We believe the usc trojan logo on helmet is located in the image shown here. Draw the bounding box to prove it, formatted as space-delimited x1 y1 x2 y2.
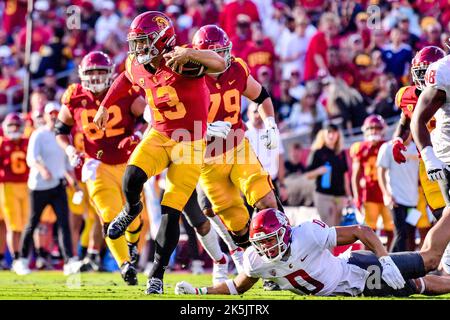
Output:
153 16 169 29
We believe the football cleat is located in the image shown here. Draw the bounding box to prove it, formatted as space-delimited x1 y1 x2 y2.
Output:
121 261 138 286
190 259 205 275
212 254 229 285
107 202 143 240
63 257 81 276
146 277 164 294
78 255 102 272
128 242 140 267
0 258 9 270
13 258 31 276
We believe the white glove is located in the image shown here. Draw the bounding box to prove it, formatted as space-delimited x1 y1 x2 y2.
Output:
175 281 207 295
261 116 278 150
207 121 232 139
379 256 405 290
421 146 450 181
65 145 82 168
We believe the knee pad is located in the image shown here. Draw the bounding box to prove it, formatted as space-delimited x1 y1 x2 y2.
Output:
122 165 148 204
230 226 250 249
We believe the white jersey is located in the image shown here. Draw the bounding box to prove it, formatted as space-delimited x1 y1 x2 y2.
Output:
425 55 450 163
243 221 370 296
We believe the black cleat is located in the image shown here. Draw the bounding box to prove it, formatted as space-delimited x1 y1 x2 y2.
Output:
145 277 164 294
79 255 101 272
121 262 138 286
108 202 143 240
262 280 281 291
128 242 140 267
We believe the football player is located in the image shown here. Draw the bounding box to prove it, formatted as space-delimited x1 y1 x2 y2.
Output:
350 115 394 248
411 39 450 275
176 208 450 297
186 24 282 285
92 12 226 294
55 51 146 284
392 46 446 218
0 113 29 271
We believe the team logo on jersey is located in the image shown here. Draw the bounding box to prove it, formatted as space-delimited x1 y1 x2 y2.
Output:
153 16 169 29
407 104 414 112
81 99 87 107
96 150 103 159
139 78 145 87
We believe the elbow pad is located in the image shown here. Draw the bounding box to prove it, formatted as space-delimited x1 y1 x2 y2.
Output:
252 86 270 105
54 119 73 135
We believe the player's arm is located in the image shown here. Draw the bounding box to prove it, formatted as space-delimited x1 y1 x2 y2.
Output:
350 159 362 206
163 46 226 74
175 272 259 295
335 225 389 258
244 75 278 149
55 104 82 168
393 112 411 142
117 95 148 154
94 72 134 130
411 86 448 181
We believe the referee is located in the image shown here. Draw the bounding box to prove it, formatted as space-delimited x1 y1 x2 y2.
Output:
14 102 78 275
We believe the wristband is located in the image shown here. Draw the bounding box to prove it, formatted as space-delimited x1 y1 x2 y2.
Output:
420 146 438 164
263 116 277 129
195 287 208 295
65 145 77 157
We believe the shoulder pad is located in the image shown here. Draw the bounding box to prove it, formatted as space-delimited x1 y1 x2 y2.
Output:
234 57 250 78
61 83 80 106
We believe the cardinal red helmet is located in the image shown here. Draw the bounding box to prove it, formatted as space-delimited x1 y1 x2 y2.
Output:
192 25 232 71
249 208 291 262
2 112 24 140
127 11 176 65
411 46 445 90
362 114 386 142
78 51 115 94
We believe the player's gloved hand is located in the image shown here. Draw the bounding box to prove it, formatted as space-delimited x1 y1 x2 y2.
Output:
93 105 109 130
65 145 83 168
261 116 278 150
379 256 405 290
421 146 450 181
392 137 407 164
206 121 232 139
175 281 207 295
118 133 142 154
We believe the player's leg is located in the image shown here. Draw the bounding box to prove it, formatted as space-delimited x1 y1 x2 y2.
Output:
107 129 171 239
66 184 85 257
85 163 139 283
379 204 394 250
146 139 204 294
415 275 450 295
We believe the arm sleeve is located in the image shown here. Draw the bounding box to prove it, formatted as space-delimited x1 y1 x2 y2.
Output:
100 72 134 108
26 132 40 167
376 142 390 169
309 220 337 250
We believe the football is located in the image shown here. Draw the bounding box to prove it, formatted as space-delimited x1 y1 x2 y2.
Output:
175 60 206 77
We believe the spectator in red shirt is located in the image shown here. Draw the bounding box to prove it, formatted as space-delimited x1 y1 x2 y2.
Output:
327 45 357 87
2 0 27 34
0 58 21 118
354 12 371 49
242 22 276 82
416 22 444 50
298 0 327 25
230 15 253 59
303 12 340 82
353 53 380 101
219 0 260 39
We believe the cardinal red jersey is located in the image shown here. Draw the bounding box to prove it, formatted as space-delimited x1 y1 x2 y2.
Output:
242 39 276 79
62 83 140 165
395 85 436 132
124 54 209 140
350 140 385 203
205 57 250 157
0 137 29 183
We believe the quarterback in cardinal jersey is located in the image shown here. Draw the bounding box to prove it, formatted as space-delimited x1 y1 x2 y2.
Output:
56 51 146 285
91 11 226 294
175 209 450 297
192 25 281 248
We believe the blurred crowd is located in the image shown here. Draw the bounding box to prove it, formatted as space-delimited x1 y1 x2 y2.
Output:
1 0 450 272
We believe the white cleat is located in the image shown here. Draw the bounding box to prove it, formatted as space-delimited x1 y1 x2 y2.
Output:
13 258 31 275
191 259 205 275
213 254 229 286
63 257 81 276
230 247 245 274
442 243 450 274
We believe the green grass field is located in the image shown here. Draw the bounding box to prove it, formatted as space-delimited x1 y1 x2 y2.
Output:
0 271 449 300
